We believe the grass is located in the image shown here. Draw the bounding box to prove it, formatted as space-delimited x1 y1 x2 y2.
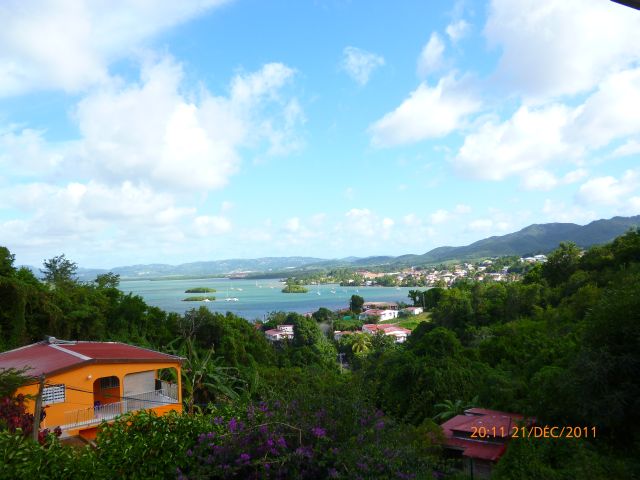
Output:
379 312 431 330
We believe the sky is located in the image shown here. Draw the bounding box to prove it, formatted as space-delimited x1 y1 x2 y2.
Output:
1 0 640 268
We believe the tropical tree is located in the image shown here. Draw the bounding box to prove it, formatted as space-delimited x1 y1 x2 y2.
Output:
433 396 479 422
167 337 245 413
349 294 364 314
351 333 372 355
0 247 16 277
41 254 78 286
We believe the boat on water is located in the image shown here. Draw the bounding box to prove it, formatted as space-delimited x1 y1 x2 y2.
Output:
203 298 211 302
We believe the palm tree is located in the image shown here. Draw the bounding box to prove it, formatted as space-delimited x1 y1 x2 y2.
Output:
433 396 479 422
167 338 245 414
351 333 372 355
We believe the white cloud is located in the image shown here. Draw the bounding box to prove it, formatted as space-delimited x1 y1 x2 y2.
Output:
577 170 640 210
468 219 493 232
541 199 596 223
369 74 481 147
7 58 300 193
485 0 640 100
455 104 574 180
430 209 450 225
567 68 640 149
446 20 470 43
417 33 445 77
562 169 588 184
522 170 558 191
403 213 422 227
454 204 471 214
341 46 385 86
194 215 232 236
285 217 301 233
454 65 640 186
0 58 304 263
0 127 65 178
0 0 231 95
1 180 193 243
612 139 640 158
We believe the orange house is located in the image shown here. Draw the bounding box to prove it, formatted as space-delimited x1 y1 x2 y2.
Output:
0 337 183 439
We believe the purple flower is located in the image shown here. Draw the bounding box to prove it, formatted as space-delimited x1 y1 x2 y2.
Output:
186 449 193 457
229 418 238 432
312 426 326 438
238 452 251 463
375 420 385 430
276 436 287 448
328 468 339 478
213 416 224 425
295 446 314 458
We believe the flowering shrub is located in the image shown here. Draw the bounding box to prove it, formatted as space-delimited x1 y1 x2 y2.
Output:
180 401 435 479
0 394 61 444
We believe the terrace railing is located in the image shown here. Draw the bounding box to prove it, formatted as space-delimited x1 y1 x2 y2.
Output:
61 381 179 430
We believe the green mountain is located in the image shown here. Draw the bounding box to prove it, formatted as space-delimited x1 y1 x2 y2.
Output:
409 215 640 264
37 215 639 280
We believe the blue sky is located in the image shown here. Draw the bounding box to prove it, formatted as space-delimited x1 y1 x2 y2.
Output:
1 0 640 268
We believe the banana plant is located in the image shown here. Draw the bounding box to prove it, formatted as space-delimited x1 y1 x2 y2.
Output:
167 337 245 414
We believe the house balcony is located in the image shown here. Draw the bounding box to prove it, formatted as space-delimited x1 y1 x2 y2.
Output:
61 380 179 430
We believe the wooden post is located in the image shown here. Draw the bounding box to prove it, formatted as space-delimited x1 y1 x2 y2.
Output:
32 375 45 441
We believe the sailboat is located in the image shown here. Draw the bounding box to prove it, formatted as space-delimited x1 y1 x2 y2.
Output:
224 286 239 302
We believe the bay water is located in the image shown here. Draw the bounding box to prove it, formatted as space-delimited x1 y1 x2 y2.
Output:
119 278 415 321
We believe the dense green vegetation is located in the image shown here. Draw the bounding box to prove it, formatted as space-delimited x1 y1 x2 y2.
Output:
281 279 309 293
184 288 216 293
181 296 216 302
1 230 640 478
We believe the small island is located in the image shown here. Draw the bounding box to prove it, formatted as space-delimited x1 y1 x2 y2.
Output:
281 284 308 293
185 287 216 293
182 296 216 302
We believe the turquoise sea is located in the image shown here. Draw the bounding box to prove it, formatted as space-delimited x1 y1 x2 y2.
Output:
118 278 415 321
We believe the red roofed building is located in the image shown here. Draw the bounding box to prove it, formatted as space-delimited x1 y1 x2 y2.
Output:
264 324 294 342
440 408 532 479
361 324 412 343
0 337 183 440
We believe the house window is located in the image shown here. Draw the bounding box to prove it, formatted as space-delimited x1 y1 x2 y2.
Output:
42 384 65 405
99 376 120 390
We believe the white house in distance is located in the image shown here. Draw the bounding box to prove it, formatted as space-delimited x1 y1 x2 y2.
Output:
358 309 399 322
363 301 398 311
264 324 294 342
401 306 423 316
362 324 411 343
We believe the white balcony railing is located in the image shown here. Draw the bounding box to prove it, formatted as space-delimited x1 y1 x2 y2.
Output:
61 381 179 430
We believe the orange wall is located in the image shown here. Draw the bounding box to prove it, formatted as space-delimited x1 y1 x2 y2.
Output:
17 361 181 430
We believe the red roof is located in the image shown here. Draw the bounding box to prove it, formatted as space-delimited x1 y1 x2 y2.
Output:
0 341 182 377
462 442 506 461
440 408 527 463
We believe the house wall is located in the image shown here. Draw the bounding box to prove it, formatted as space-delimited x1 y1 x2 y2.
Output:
16 361 182 430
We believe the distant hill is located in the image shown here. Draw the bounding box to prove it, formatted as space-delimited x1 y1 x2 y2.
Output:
68 257 326 281
409 215 640 264
28 215 640 280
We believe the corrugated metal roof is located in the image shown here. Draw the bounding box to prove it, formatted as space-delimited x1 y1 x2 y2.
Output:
0 343 80 377
0 341 181 377
440 408 526 463
63 342 180 361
